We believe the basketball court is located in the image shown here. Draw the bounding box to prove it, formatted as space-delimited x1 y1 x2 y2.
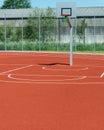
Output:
0 52 104 129
0 2 104 130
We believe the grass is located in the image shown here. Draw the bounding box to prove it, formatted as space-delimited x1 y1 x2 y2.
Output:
0 41 104 54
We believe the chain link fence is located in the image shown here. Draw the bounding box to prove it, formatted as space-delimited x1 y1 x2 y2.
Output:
0 9 104 52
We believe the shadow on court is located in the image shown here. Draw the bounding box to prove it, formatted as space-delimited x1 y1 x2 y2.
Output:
38 62 70 66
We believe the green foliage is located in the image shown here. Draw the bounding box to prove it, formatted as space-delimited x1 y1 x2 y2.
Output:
6 43 22 50
76 43 94 51
6 26 13 40
1 0 31 9
41 8 56 43
0 26 4 41
0 43 5 50
76 19 87 43
0 41 104 52
15 27 22 40
24 7 56 42
4 26 22 41
95 43 104 51
74 43 104 51
24 8 40 40
23 43 39 51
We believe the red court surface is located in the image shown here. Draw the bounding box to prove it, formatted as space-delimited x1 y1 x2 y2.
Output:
0 52 104 130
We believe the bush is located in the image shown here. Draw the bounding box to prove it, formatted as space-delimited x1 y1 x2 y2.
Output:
0 42 104 53
95 43 104 51
0 43 5 50
74 43 104 52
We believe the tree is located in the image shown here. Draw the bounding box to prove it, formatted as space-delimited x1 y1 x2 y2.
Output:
1 0 31 9
24 8 40 40
76 19 87 43
24 7 56 42
41 7 56 42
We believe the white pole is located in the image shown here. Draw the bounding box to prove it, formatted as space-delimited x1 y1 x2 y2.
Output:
70 27 73 66
56 18 59 51
67 16 73 66
39 15 41 51
4 13 7 51
22 13 24 51
93 16 96 51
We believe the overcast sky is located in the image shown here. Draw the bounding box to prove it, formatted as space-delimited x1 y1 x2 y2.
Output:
0 0 104 8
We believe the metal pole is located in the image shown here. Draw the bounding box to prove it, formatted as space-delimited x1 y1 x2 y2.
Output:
4 13 7 51
56 18 58 51
22 13 24 51
70 27 73 66
56 18 59 51
66 16 73 66
39 13 41 51
74 17 77 52
93 16 96 51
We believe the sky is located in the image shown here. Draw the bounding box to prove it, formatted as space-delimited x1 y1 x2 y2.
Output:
0 0 104 8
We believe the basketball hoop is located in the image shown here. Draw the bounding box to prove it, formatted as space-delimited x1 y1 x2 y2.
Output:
61 14 70 17
61 14 72 28
56 2 76 66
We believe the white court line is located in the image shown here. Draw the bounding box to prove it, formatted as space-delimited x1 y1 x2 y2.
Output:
42 67 88 71
0 79 104 84
8 74 87 82
0 64 31 66
0 63 103 84
100 72 104 78
0 65 33 75
0 52 67 58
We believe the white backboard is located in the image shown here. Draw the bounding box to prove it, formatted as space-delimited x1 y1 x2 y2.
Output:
56 2 76 18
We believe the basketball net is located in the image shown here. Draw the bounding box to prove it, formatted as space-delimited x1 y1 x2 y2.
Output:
61 14 72 28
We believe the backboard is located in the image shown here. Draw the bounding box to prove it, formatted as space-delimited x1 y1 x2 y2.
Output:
56 2 76 18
